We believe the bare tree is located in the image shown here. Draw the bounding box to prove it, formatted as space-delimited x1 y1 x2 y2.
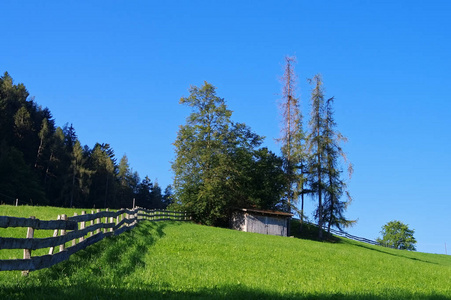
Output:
278 56 308 222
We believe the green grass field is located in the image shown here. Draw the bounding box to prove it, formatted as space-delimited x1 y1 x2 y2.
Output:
0 205 113 259
1 205 451 299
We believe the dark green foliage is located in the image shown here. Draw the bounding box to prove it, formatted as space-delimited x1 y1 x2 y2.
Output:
172 82 286 226
0 72 166 208
306 74 354 239
377 220 417 251
0 143 46 205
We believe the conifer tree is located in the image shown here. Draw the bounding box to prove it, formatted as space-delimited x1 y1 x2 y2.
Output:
307 74 354 239
307 74 327 239
322 97 355 233
278 56 308 220
68 140 92 207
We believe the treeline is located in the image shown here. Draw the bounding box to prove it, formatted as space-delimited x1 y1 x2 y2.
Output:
0 72 171 209
172 56 355 238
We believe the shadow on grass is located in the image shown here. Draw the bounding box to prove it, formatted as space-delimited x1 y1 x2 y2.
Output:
343 240 439 265
33 221 180 280
1 283 449 300
291 220 439 265
290 219 340 243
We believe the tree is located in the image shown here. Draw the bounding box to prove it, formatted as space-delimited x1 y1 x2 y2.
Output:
0 72 156 209
246 147 286 210
322 97 355 234
307 74 328 239
172 82 265 226
135 176 153 208
377 220 417 251
68 140 92 207
307 74 354 239
278 56 309 223
162 185 174 208
35 118 49 168
88 143 116 208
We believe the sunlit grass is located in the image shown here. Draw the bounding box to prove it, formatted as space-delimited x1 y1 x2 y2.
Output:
0 205 113 259
1 216 451 299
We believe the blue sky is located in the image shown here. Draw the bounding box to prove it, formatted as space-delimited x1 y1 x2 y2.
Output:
2 1 450 254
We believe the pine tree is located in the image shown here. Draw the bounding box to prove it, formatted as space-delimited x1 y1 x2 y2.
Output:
68 140 92 207
322 97 355 233
307 74 354 239
307 74 327 239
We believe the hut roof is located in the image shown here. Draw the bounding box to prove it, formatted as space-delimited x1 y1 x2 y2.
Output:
235 208 293 217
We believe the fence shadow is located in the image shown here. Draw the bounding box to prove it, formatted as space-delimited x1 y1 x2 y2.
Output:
344 240 439 265
37 221 171 280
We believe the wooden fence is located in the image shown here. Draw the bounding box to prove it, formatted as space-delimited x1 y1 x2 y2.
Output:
0 207 189 274
301 220 381 246
327 227 380 246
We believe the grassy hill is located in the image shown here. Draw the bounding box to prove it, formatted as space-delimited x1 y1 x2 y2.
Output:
1 206 451 299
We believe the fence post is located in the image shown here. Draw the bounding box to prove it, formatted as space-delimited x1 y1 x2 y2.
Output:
22 216 35 276
15 198 18 206
79 211 86 243
104 208 109 233
90 210 94 236
49 215 61 254
72 213 78 246
96 209 101 234
118 208 124 231
107 208 113 232
59 214 67 252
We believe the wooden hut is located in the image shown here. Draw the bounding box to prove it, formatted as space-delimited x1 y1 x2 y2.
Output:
231 208 293 237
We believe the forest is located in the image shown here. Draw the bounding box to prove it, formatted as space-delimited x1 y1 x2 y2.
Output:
0 72 171 209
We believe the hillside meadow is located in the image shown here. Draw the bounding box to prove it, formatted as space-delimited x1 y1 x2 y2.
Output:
0 205 451 299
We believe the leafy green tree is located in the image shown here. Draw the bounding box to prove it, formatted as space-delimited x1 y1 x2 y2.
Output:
245 147 286 210
172 82 265 226
377 220 417 251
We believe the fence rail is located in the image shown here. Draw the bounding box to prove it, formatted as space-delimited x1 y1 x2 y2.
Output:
327 227 380 246
300 220 380 246
0 207 189 273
